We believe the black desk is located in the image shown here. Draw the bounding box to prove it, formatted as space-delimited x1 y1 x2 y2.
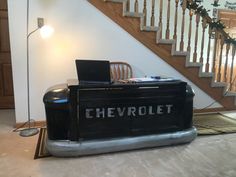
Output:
43 79 196 157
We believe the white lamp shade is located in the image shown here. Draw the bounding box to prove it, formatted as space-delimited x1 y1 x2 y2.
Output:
40 25 54 39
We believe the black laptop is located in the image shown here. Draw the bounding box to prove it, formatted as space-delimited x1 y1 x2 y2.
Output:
75 59 111 84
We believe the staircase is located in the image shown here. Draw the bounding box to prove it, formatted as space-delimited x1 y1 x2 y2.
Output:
88 0 236 110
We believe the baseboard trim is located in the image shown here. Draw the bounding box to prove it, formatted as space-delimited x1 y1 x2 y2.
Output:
15 120 46 128
193 107 230 114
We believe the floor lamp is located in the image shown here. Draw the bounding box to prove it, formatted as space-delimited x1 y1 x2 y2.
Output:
20 0 53 137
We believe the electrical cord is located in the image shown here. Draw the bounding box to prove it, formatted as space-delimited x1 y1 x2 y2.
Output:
12 119 37 132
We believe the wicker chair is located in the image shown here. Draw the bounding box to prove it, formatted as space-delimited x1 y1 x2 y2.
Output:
110 61 133 81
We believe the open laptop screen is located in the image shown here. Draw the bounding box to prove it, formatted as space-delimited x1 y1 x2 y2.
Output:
75 59 111 84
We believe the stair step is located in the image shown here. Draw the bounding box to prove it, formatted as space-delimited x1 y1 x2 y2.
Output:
199 72 214 78
124 12 143 18
158 39 175 45
225 91 236 96
141 26 158 32
186 62 202 67
211 82 228 88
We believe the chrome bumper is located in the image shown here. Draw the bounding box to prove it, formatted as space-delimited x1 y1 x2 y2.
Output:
46 127 197 157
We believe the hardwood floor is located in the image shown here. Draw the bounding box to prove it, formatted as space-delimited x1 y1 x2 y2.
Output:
0 109 15 133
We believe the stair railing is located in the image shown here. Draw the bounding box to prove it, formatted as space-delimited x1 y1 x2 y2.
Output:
120 0 236 91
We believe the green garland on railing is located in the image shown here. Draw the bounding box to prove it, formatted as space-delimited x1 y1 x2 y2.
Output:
186 1 209 17
209 20 226 30
186 0 236 45
225 38 234 44
211 1 220 7
225 38 236 46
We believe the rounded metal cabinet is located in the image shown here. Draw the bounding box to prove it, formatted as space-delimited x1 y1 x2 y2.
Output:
43 84 70 140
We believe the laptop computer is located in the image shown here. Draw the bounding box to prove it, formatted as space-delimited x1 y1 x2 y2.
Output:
75 59 111 85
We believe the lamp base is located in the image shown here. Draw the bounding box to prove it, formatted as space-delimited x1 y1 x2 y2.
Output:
19 128 39 137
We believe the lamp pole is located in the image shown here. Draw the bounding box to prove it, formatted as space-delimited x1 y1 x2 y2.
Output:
19 0 41 137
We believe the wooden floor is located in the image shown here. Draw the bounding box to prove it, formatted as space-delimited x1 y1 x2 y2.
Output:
0 110 236 177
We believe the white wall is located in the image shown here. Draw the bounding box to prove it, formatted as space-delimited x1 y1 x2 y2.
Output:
202 0 229 16
8 0 221 123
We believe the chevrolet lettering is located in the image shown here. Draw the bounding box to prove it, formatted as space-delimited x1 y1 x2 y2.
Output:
85 105 173 119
